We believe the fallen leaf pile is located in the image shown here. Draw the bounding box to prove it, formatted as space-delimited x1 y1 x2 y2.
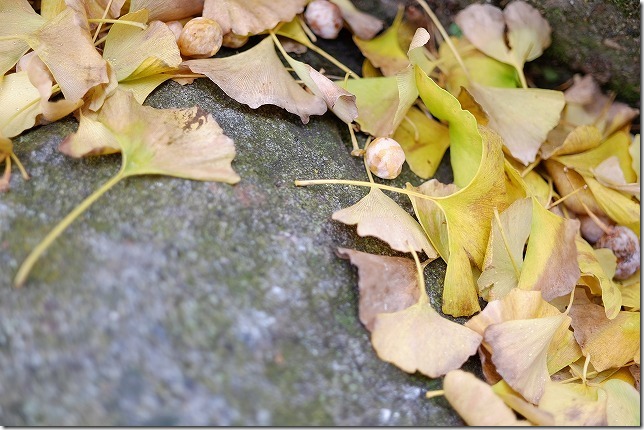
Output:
2 0 639 425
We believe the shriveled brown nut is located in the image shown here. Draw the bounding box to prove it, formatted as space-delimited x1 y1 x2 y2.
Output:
305 0 343 40
594 226 640 280
365 137 406 180
178 17 223 58
222 32 249 49
166 21 183 42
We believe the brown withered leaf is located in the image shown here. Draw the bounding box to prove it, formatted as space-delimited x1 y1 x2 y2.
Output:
569 303 640 372
203 0 307 36
184 37 327 124
337 248 419 331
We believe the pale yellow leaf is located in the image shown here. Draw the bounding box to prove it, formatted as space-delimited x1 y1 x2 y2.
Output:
203 0 307 36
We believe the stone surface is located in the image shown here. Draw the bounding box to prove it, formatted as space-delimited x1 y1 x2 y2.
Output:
0 78 470 425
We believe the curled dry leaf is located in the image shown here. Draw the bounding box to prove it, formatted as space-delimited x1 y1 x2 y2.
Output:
576 236 622 319
569 303 640 372
332 187 437 258
592 156 640 197
542 159 605 216
541 124 602 160
486 313 572 404
353 8 409 76
336 248 419 331
468 83 565 165
538 381 608 425
203 0 307 36
442 370 527 426
129 0 205 21
330 0 383 39
184 37 327 124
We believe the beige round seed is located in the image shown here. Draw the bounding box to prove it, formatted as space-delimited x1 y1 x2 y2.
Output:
178 17 223 58
304 0 344 40
594 226 640 280
222 32 249 49
365 137 406 180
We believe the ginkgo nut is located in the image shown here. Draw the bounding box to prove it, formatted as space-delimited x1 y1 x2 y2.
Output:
365 137 406 180
222 32 249 49
178 17 223 58
305 0 344 40
594 226 640 280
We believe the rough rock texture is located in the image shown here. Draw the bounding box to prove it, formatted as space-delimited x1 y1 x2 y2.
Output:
377 0 640 106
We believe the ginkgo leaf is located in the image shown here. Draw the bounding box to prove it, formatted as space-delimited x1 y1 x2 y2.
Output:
15 89 240 287
0 72 44 138
569 303 640 372
129 0 204 21
538 381 608 425
103 10 182 82
602 379 641 426
0 0 45 76
392 107 450 179
540 124 603 160
58 110 120 157
438 36 518 95
554 131 637 182
27 7 109 102
442 370 527 426
330 0 383 40
279 45 357 124
203 0 307 36
466 289 582 376
543 159 606 217
617 272 640 311
340 70 415 137
630 134 640 183
371 301 482 377
486 314 571 403
337 248 419 331
576 235 622 319
468 83 565 165
353 8 409 76
414 65 482 187
478 198 532 301
455 1 551 86
517 197 580 301
332 187 437 258
184 37 327 124
505 157 549 206
585 176 640 235
411 126 509 316
592 156 640 197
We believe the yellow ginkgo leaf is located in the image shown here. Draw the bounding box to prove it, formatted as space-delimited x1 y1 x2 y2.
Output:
203 0 307 36
443 370 527 426
411 126 509 316
592 156 640 197
330 0 383 40
576 236 622 319
466 289 582 375
540 124 602 160
185 37 327 124
58 110 120 157
393 107 450 179
414 65 482 187
616 271 640 311
538 381 608 425
478 198 532 301
630 134 640 183
103 10 182 82
468 83 565 165
517 197 580 302
372 301 482 377
602 379 641 426
0 72 44 138
486 314 571 403
585 176 640 235
569 303 640 372
332 187 438 258
491 380 556 425
353 8 409 76
337 248 419 331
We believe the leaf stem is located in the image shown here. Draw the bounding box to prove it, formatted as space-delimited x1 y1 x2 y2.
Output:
425 389 445 399
415 0 471 81
304 42 360 79
92 0 115 42
294 178 438 202
410 245 429 304
10 152 29 180
14 169 126 288
546 185 587 209
87 18 147 30
349 123 362 156
494 207 521 279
